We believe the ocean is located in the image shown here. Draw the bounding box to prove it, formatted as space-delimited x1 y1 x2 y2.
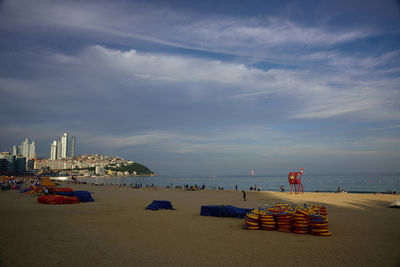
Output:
76 172 400 193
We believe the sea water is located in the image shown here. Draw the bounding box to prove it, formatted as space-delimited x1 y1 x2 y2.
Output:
77 172 400 193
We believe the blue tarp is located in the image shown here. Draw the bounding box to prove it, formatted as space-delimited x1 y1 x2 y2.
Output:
56 191 94 202
200 205 251 218
146 200 174 210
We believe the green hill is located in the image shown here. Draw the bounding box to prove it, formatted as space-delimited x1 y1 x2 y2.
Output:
105 162 154 175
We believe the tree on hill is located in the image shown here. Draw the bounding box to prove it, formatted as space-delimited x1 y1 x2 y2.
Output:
105 162 154 175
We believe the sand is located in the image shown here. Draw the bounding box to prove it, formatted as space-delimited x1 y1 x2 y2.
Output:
1 183 399 267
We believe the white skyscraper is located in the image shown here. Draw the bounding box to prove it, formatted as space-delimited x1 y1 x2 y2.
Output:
57 140 62 159
61 133 68 159
29 141 36 159
50 140 57 160
22 138 30 158
50 133 76 160
13 139 36 159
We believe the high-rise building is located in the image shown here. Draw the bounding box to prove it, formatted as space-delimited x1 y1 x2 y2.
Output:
13 139 36 159
29 141 36 159
67 135 75 158
50 140 57 160
57 140 62 159
61 133 68 159
50 133 76 160
22 138 29 158
0 152 25 176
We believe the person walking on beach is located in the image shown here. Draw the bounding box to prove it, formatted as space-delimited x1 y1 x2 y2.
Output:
242 190 246 201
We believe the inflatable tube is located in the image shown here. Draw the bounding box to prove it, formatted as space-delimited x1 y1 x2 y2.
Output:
278 225 292 229
245 220 260 227
314 232 332 236
261 226 276 230
275 215 292 219
293 230 308 234
72 197 79 204
293 220 309 224
260 220 275 224
246 218 259 224
292 223 309 228
246 226 260 230
296 209 309 216
261 222 276 226
246 214 259 221
311 223 328 227
252 210 265 216
293 214 308 219
312 228 329 233
260 215 274 219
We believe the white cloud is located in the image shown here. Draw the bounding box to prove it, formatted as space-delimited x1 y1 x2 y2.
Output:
0 0 376 59
43 45 400 121
181 17 371 49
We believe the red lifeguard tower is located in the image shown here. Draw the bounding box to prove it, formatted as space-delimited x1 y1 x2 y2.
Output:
288 168 304 194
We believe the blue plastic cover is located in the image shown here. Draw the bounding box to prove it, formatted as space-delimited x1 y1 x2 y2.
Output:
200 205 251 218
56 191 94 202
146 200 174 210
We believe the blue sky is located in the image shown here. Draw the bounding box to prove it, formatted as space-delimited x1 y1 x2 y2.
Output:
0 0 399 175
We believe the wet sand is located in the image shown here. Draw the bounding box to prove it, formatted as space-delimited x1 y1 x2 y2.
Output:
0 183 399 267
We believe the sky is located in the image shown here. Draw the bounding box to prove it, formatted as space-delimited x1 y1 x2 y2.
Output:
0 0 400 175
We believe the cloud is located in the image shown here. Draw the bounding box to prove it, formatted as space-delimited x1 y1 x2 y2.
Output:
2 45 399 128
179 17 372 49
0 0 377 60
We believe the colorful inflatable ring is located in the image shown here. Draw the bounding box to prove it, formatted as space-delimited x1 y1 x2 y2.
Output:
260 216 275 219
260 220 275 223
296 210 309 216
310 218 328 222
312 228 329 233
293 215 308 219
315 232 332 236
277 220 291 224
311 223 328 227
246 214 259 220
276 215 292 219
294 220 310 224
252 210 264 215
245 221 259 227
293 230 308 234
292 223 309 228
278 225 292 229
247 226 260 230
261 222 276 225
309 214 324 218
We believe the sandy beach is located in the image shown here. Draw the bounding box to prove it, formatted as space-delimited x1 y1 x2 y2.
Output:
1 183 399 267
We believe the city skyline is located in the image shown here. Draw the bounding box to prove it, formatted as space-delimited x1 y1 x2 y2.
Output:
50 133 76 160
0 0 399 175
12 138 36 159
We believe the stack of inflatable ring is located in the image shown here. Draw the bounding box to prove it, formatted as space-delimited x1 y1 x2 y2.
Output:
292 209 310 234
310 214 331 236
260 213 276 230
316 205 328 216
274 212 292 233
244 213 260 230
